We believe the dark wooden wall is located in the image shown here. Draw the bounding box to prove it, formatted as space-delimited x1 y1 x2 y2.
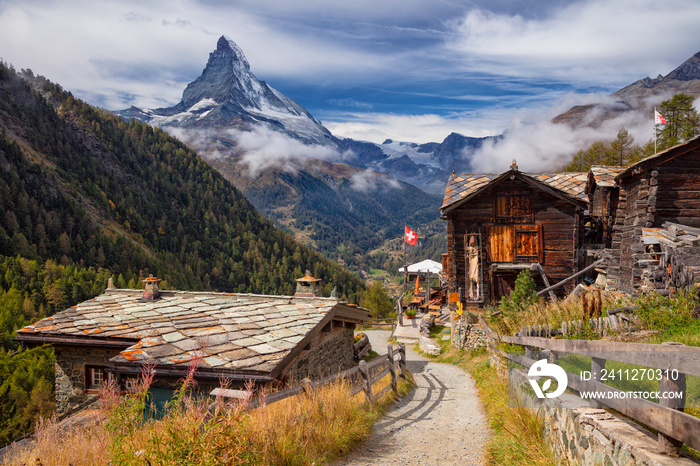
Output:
654 150 700 228
611 147 700 295
445 178 582 307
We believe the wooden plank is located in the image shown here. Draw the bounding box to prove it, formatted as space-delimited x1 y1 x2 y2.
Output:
367 356 390 371
311 366 361 389
536 259 604 296
210 388 251 399
248 384 305 408
349 384 364 397
371 366 391 384
535 263 557 303
359 360 373 405
501 335 700 377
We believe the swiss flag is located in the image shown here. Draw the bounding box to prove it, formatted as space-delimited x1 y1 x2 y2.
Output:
405 225 418 245
655 110 667 125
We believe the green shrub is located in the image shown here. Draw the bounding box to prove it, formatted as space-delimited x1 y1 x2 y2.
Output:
500 270 538 316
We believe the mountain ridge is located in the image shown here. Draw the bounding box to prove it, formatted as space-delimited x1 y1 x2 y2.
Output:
553 50 700 128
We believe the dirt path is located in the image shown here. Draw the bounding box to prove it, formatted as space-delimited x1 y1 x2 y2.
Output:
335 330 490 465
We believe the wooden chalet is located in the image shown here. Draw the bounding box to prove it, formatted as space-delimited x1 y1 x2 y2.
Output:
606 136 700 295
440 161 588 307
16 276 368 414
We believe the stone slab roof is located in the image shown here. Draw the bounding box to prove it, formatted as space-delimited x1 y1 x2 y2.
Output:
17 289 367 378
529 172 588 200
441 170 587 211
586 166 625 193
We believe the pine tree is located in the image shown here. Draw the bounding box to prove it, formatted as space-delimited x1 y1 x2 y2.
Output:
658 93 700 151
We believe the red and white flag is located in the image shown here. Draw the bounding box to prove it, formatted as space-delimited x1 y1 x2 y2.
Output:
655 110 667 125
404 225 418 245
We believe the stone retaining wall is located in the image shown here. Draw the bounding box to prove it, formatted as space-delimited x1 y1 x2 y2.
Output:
509 368 699 465
450 313 487 351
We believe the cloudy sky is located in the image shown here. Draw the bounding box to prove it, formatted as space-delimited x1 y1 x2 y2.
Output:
1 0 699 145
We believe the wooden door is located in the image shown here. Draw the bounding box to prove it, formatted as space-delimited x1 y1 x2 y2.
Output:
489 225 514 262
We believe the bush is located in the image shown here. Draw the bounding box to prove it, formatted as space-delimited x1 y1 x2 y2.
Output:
499 270 538 316
635 289 699 332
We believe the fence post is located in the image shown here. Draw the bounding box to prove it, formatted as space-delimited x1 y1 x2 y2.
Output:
359 360 373 405
659 342 687 455
590 357 606 409
398 343 406 379
388 345 398 396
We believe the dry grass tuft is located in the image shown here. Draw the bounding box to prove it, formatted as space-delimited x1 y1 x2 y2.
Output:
492 289 632 337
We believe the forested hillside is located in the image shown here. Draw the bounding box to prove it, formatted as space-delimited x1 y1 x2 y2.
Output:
0 62 364 443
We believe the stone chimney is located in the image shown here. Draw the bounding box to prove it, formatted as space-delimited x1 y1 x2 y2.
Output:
295 270 322 297
141 275 161 302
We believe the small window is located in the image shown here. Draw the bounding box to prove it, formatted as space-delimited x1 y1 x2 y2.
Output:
86 366 114 390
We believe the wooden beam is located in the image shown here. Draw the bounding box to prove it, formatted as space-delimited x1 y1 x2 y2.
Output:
535 263 557 303
536 259 604 296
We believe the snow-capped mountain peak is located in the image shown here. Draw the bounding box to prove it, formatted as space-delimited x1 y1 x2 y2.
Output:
118 35 334 145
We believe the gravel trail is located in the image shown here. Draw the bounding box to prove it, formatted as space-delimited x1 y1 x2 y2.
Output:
334 330 490 465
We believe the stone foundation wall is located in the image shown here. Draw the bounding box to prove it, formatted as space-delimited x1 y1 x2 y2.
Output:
450 312 487 351
54 345 120 414
509 368 698 465
285 328 355 382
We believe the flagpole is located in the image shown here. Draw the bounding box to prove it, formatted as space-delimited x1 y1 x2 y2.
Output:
403 228 407 297
654 107 657 154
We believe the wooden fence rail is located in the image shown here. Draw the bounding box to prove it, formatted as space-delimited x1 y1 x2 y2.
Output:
485 320 700 456
213 344 406 409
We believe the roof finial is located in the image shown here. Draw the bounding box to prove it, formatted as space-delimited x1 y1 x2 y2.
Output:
510 158 518 171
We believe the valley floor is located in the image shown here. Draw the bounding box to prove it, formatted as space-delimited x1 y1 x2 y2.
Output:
334 330 489 465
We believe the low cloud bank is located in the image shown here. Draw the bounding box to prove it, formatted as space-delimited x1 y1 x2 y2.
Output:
467 92 682 173
349 170 401 192
165 125 402 193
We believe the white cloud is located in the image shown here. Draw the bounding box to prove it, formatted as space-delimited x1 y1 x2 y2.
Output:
448 0 700 82
0 0 386 110
349 170 401 192
468 93 669 173
325 112 498 144
167 125 346 178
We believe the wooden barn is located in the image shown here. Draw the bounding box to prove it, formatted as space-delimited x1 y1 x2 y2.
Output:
440 161 588 307
606 136 700 295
